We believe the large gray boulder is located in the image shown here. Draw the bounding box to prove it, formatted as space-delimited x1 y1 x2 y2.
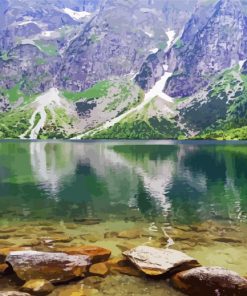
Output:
172 266 247 296
123 246 199 276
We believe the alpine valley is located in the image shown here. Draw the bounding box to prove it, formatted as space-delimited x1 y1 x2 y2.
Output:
1 0 247 140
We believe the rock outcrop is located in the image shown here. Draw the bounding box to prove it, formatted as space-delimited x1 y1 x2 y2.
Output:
123 246 200 276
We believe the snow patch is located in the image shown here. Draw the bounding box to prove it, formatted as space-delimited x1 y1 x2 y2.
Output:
239 60 246 70
41 30 55 38
63 8 91 21
149 48 159 54
166 29 176 49
145 31 153 38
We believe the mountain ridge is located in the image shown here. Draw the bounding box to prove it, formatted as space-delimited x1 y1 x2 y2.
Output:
1 0 247 140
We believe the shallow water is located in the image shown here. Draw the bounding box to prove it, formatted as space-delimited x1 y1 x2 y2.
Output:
0 140 247 293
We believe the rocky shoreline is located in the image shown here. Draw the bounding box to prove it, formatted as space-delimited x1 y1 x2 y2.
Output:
0 218 246 295
0 243 246 296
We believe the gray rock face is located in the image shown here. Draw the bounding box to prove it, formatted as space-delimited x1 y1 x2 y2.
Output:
0 96 10 113
123 246 200 276
172 266 247 296
137 0 247 98
166 0 247 97
57 0 172 91
0 44 60 94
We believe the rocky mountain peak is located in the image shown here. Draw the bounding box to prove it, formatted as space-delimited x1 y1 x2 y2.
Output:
163 0 247 98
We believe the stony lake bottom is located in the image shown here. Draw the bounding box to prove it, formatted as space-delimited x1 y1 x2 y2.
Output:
0 140 247 295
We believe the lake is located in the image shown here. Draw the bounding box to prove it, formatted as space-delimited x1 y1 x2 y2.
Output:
0 140 246 294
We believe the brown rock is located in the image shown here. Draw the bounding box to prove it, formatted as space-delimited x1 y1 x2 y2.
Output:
0 228 17 233
106 257 127 267
212 237 242 243
6 250 90 283
57 246 111 263
106 257 142 277
171 266 247 296
41 235 72 244
117 229 142 239
0 263 9 274
49 284 99 296
110 265 142 277
0 235 10 239
123 246 200 276
21 279 54 295
104 232 118 239
82 276 104 287
89 263 108 277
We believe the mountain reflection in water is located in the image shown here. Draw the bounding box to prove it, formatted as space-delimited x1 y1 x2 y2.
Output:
0 141 246 225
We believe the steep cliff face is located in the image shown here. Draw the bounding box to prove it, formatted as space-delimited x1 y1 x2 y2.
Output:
165 0 247 98
57 0 172 91
137 0 247 97
0 44 61 100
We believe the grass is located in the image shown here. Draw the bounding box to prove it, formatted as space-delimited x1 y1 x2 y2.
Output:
34 40 58 56
0 83 37 104
174 39 184 49
0 84 25 103
62 80 112 101
35 58 46 65
0 109 33 139
0 52 10 61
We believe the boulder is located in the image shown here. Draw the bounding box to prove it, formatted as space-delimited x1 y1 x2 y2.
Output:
89 263 108 277
0 263 9 274
56 246 111 263
6 250 90 283
117 229 142 239
21 279 54 295
0 247 30 263
171 266 247 296
123 246 199 276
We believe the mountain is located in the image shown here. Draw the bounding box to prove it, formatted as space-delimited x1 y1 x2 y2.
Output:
1 0 247 140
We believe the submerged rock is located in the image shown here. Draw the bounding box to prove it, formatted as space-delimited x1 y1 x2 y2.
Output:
89 263 109 277
117 229 142 239
56 246 111 263
212 237 242 243
106 257 142 277
49 284 99 296
6 250 90 283
21 279 54 295
73 218 102 225
171 266 247 296
123 246 199 276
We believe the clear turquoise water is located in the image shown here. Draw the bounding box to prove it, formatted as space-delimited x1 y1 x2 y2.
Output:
1 140 247 293
0 140 247 225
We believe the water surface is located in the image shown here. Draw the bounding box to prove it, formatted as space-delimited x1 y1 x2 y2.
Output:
0 140 247 293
